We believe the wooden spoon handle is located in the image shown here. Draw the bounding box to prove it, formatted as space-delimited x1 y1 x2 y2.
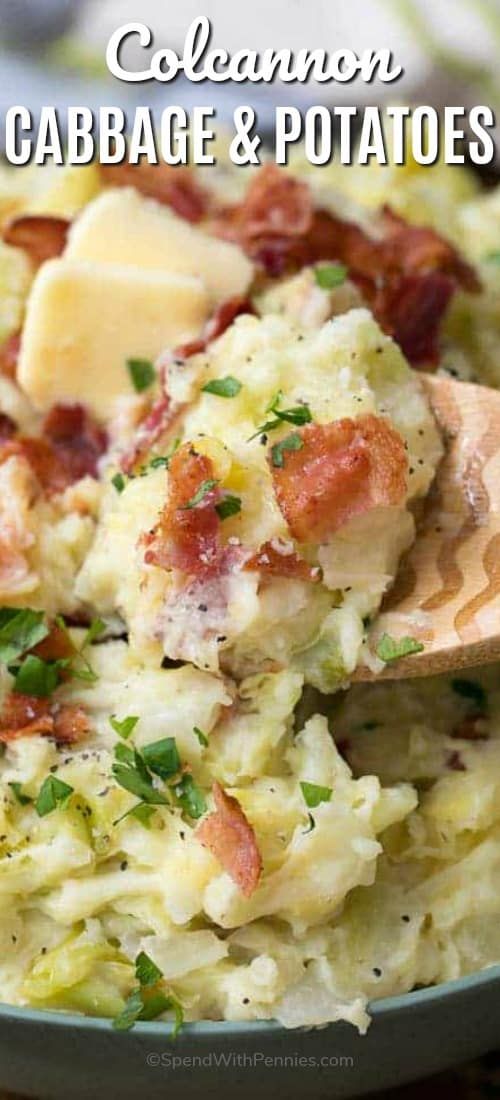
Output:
357 374 500 680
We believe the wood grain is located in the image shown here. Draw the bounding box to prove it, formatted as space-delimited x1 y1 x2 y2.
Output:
357 374 500 679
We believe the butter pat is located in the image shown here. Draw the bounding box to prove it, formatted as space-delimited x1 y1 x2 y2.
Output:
18 258 209 418
66 188 253 304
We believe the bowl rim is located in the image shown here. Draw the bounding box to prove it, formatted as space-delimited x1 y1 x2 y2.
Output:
1 963 499 1036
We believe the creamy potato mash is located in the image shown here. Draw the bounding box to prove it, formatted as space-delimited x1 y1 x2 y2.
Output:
0 155 498 1034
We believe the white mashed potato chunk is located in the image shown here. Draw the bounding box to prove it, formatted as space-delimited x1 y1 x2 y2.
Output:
77 308 442 689
0 639 414 1030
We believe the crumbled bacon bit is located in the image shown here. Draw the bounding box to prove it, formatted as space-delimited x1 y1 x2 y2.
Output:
100 163 208 223
0 412 17 444
3 215 69 267
244 539 320 583
0 332 21 379
212 167 479 365
451 714 489 742
174 296 257 360
143 444 222 576
0 404 107 494
32 623 75 664
270 415 408 543
0 693 89 744
446 750 466 772
196 781 262 897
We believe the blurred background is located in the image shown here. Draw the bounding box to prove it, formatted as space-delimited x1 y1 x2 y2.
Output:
0 0 499 145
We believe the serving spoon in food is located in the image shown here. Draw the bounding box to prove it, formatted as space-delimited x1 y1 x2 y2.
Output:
357 373 500 680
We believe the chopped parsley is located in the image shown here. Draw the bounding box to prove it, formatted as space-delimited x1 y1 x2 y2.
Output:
215 494 241 520
451 679 487 710
142 738 181 781
376 633 424 663
111 472 126 494
300 781 332 808
202 376 242 398
135 951 163 988
314 262 348 289
173 774 207 819
271 432 304 468
8 782 32 806
55 616 106 685
182 479 219 510
112 754 168 806
12 654 67 698
0 608 48 665
109 715 139 741
35 776 74 817
113 952 184 1035
127 358 156 393
249 392 312 442
193 726 208 748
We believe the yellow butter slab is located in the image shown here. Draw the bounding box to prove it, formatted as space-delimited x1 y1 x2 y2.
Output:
66 188 253 304
18 258 209 418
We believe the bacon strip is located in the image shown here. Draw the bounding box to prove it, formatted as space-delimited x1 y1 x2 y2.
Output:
0 692 89 744
244 539 321 583
143 444 222 576
270 415 408 543
3 216 69 267
0 404 107 495
0 412 17 444
100 163 208 224
197 781 262 897
212 167 479 365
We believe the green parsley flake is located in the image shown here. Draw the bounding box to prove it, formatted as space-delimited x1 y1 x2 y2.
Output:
0 608 48 665
112 988 144 1032
376 633 424 663
215 494 241 520
249 393 312 442
202 376 242 398
35 776 74 817
135 951 163 988
112 759 168 806
193 726 208 747
142 738 181 781
111 472 126 494
182 479 219 510
174 774 207 819
300 781 332 808
109 715 139 740
127 358 156 393
13 654 66 698
271 432 304 468
9 782 32 806
314 263 348 289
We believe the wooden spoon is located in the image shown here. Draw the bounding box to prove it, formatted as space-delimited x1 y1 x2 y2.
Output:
357 374 500 680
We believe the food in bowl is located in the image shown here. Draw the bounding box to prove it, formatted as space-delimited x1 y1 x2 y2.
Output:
0 151 498 1035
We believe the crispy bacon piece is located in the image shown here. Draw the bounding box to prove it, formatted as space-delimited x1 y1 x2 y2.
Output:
270 415 407 543
0 692 89 744
52 704 90 744
0 694 53 741
3 216 69 267
0 332 21 379
174 295 257 360
0 404 107 494
0 412 16 444
100 163 208 223
197 781 262 897
143 444 222 576
212 167 479 364
244 539 320 583
32 623 75 664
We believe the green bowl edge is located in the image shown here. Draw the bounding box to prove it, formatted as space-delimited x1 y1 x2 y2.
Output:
1 963 499 1037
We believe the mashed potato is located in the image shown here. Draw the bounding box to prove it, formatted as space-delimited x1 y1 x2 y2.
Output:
0 158 498 1036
